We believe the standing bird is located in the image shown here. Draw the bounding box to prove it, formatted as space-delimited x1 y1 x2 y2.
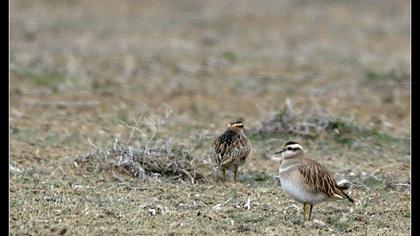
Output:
211 119 252 182
274 141 354 221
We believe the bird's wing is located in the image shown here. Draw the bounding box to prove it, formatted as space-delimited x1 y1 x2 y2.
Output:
298 158 352 202
219 136 251 165
211 131 250 166
212 140 231 165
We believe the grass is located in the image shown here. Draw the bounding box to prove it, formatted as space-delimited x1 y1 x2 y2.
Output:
12 67 66 91
10 0 410 235
365 69 405 83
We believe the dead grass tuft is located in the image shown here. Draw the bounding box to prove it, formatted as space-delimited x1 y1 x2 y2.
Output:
74 113 207 184
259 99 336 137
258 99 398 146
74 142 205 184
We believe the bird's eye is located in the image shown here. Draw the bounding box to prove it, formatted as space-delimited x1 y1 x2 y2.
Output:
287 147 292 151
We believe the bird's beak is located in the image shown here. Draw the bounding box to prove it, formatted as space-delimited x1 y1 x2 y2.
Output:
270 150 284 161
274 150 284 154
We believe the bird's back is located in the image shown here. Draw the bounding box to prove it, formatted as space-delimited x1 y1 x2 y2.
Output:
279 157 354 203
298 158 354 203
211 129 251 166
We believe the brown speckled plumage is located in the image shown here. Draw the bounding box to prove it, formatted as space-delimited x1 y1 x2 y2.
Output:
211 120 251 182
297 158 354 203
276 141 354 221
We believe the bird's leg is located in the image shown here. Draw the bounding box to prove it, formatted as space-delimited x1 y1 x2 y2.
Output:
303 203 308 221
233 167 238 183
308 205 313 221
221 168 226 182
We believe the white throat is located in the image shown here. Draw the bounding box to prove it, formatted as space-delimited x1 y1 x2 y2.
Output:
282 150 303 159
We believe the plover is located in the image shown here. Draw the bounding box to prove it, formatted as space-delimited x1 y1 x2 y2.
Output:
274 141 354 220
211 119 252 182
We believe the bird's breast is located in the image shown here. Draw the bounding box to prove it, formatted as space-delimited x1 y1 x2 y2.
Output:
278 166 327 205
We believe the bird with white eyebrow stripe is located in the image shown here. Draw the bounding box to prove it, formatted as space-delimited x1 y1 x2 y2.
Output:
273 141 354 221
211 119 252 183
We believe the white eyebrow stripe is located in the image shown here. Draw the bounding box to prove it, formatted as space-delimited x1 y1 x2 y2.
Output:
286 144 303 150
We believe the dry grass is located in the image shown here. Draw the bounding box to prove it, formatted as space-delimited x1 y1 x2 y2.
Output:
74 113 208 184
10 0 410 235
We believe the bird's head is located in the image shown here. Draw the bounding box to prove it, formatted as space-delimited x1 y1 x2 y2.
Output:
274 141 304 159
228 119 244 131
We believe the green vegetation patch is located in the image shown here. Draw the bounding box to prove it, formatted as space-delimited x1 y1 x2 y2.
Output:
258 101 400 147
12 66 71 91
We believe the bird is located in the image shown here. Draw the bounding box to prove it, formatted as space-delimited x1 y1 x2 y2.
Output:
274 141 354 221
210 119 252 182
